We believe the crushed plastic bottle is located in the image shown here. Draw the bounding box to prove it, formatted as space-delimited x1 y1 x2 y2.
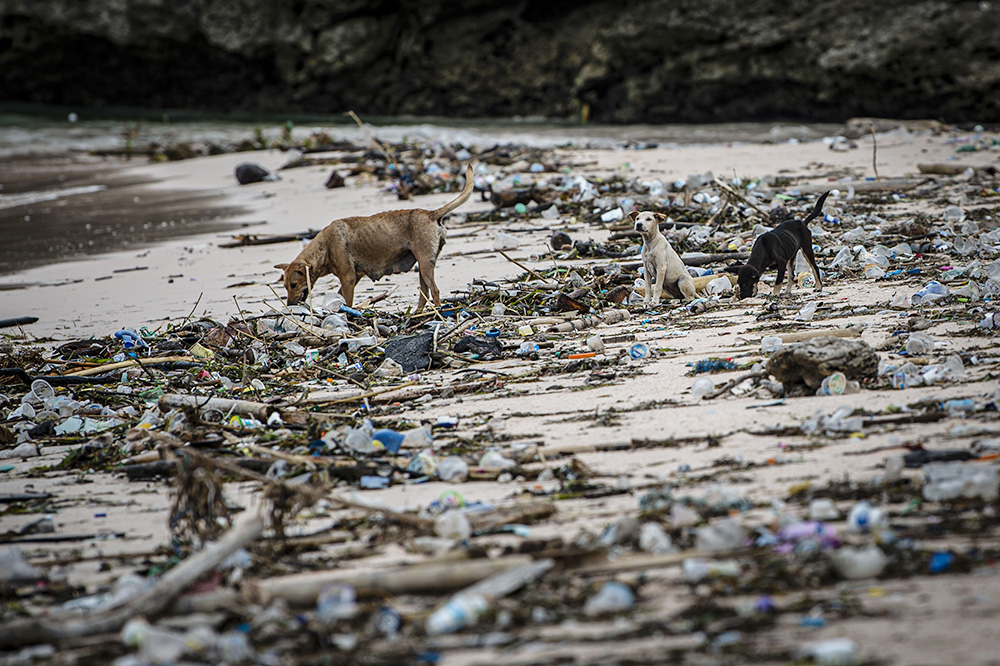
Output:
795 301 818 321
493 232 519 251
706 276 732 295
583 581 635 616
316 584 358 624
434 510 472 539
799 637 859 666
922 462 999 501
808 498 840 521
638 522 674 554
905 332 934 355
760 336 783 353
695 518 744 553
910 281 950 306
437 456 469 483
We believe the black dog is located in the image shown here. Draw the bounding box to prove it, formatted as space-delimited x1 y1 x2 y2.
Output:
737 191 830 299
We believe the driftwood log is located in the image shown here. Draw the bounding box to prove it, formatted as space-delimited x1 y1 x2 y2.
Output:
766 335 879 394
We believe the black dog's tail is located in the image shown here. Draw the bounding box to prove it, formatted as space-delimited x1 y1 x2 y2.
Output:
803 190 832 224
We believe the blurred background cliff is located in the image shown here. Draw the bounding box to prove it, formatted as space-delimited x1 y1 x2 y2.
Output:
2 0 998 124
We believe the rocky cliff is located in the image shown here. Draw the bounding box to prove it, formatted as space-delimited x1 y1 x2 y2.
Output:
2 0 997 123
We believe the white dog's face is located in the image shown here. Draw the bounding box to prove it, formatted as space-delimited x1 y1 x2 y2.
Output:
629 211 665 235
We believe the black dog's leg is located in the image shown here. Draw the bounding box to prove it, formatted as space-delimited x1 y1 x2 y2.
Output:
773 260 788 297
800 236 823 290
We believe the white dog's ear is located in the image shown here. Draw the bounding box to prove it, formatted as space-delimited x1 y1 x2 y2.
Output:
274 263 289 272
653 212 667 223
627 211 639 222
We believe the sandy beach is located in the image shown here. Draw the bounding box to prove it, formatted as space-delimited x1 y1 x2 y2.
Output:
3 123 1000 665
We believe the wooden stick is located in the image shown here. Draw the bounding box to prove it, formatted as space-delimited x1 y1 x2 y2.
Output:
498 250 551 283
778 327 860 343
196 555 537 610
65 355 197 377
0 516 265 649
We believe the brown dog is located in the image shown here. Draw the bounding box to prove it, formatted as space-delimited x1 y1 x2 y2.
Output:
275 165 474 310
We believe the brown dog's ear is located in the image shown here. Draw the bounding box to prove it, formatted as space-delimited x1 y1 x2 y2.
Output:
627 211 639 222
274 263 289 272
653 212 667 223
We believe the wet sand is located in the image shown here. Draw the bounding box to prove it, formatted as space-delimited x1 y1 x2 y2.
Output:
0 153 250 275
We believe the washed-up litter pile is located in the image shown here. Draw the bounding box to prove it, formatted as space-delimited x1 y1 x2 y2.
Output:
3 126 1000 665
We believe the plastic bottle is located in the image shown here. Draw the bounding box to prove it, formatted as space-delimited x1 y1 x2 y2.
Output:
316 584 358 624
905 332 934 355
321 313 350 333
344 424 377 454
801 637 859 666
401 426 433 449
808 498 840 521
217 630 254 663
437 456 469 482
479 450 517 469
342 336 376 350
830 544 887 579
425 593 490 634
706 276 731 294
638 522 673 554
583 581 635 616
795 301 818 321
910 281 950 306
760 336 783 353
682 558 741 583
846 501 886 533
923 462 999 501
434 510 472 539
691 377 715 399
493 232 519 250
695 518 744 553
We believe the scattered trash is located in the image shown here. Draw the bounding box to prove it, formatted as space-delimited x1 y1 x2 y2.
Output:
2 127 998 665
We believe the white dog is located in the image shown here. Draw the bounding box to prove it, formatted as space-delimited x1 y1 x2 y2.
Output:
630 211 697 305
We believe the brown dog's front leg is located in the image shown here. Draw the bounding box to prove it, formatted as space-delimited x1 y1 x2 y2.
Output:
339 273 357 307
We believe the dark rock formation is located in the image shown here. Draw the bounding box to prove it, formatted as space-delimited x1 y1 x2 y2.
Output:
2 0 998 123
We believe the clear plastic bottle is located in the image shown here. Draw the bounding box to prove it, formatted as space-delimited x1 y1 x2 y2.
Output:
691 377 715 399
583 581 635 616
437 456 469 482
434 511 472 539
316 584 358 624
425 593 490 634
682 557 741 583
760 336 783 353
795 301 818 321
911 281 950 306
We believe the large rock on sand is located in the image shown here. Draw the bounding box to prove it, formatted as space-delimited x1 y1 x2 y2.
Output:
766 336 879 395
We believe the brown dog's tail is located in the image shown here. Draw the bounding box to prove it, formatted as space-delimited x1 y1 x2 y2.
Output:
432 164 475 220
